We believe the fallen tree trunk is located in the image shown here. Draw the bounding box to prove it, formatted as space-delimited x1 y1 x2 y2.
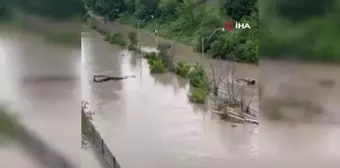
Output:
93 75 135 83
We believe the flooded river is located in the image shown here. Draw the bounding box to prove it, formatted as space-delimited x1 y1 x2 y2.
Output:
260 61 340 167
0 26 81 167
83 18 340 168
82 31 259 168
1 16 339 168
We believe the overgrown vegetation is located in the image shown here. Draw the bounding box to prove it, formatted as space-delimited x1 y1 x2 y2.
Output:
143 42 210 103
175 61 191 78
188 86 208 103
84 0 259 64
0 1 11 21
261 0 340 62
104 32 126 46
186 63 210 103
150 59 166 73
145 52 166 73
187 63 209 89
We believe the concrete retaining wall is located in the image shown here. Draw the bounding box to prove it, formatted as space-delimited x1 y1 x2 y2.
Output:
82 107 121 168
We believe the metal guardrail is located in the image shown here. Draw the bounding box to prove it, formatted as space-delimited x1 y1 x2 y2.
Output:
81 101 121 168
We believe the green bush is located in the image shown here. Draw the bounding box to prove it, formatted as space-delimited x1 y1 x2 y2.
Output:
233 38 259 63
188 86 208 104
187 63 208 88
145 52 165 73
145 52 157 62
104 32 126 46
175 61 191 78
149 59 165 73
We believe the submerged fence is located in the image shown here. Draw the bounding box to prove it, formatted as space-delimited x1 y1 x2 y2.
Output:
82 101 121 168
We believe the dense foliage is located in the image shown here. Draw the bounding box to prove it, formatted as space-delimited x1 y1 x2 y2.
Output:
222 0 257 21
84 0 259 64
261 0 340 62
0 1 10 21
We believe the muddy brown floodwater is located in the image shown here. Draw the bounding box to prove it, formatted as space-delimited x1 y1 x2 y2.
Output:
82 30 259 168
260 60 340 168
83 18 340 168
0 26 81 168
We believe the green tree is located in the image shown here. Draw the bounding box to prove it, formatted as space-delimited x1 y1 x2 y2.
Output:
134 0 160 19
222 0 257 21
85 0 259 63
158 0 179 22
124 0 136 13
277 0 335 21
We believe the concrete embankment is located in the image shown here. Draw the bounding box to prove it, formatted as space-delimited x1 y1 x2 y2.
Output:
82 102 121 168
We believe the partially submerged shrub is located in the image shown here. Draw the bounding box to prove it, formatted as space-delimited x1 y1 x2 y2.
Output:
104 32 126 46
187 63 208 88
175 61 192 78
149 59 165 73
145 52 157 62
188 86 208 104
145 52 165 73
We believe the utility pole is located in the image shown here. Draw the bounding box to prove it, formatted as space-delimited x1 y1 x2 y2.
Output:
155 24 158 48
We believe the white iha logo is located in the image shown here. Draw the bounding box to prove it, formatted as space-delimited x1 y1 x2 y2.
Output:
225 20 251 31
